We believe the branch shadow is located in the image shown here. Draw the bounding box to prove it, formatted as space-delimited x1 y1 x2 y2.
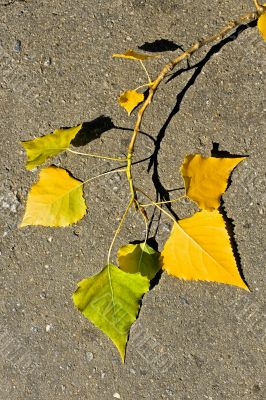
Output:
147 24 250 233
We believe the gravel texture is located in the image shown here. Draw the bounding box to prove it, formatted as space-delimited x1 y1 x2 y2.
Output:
0 1 265 399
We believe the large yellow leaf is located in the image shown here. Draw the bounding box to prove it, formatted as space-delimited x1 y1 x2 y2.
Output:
181 154 246 210
21 125 82 170
20 166 86 227
73 264 149 361
160 210 248 290
112 49 157 61
118 90 144 115
258 11 266 41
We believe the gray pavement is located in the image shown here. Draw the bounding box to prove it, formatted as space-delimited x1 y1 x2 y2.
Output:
0 1 265 399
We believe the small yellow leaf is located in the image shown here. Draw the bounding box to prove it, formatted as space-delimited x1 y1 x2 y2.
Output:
21 124 82 170
258 11 266 41
118 90 144 115
160 210 249 290
20 166 86 227
181 154 246 211
112 49 158 61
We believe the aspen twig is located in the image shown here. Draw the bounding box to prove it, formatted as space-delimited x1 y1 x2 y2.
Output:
126 8 259 208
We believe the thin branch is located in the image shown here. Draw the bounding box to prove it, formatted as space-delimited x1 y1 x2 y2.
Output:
67 148 127 162
126 8 259 203
136 187 176 224
253 0 264 13
139 60 152 83
83 168 126 185
141 195 186 207
107 196 134 264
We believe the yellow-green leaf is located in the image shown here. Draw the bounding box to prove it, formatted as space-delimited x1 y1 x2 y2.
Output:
112 49 157 61
181 154 246 211
258 11 266 41
73 264 149 361
160 210 249 290
21 124 82 170
19 166 86 227
118 242 160 280
118 90 144 115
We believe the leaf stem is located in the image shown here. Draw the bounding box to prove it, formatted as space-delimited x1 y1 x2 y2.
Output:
134 82 153 92
136 187 176 224
139 60 152 83
107 196 135 265
141 195 186 207
126 8 259 206
67 148 127 162
83 168 127 185
253 0 264 13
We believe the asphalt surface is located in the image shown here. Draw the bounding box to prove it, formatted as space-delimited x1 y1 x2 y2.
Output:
0 1 265 399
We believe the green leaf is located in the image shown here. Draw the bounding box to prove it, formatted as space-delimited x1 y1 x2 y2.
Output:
72 264 150 361
21 124 82 170
19 166 86 227
118 242 160 280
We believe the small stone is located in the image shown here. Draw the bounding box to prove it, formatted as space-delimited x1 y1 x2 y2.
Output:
31 326 38 333
179 296 189 305
14 39 22 53
45 324 52 332
40 291 47 299
252 384 261 393
43 57 52 66
166 389 174 396
73 227 82 236
113 394 121 399
129 368 136 375
47 236 53 243
85 352 94 362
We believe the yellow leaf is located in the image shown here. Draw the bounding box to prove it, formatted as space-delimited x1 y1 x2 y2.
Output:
258 11 266 41
118 90 144 115
20 166 86 227
160 210 249 290
112 49 158 61
21 125 82 170
181 154 246 211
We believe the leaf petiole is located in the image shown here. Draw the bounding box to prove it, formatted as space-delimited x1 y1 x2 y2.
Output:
136 188 176 224
253 0 264 13
67 148 127 162
139 60 152 83
141 195 186 207
107 196 135 265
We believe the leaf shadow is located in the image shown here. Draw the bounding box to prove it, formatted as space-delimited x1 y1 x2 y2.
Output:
210 143 250 289
211 142 249 191
211 142 249 158
219 200 250 290
71 115 115 147
147 24 251 231
138 39 183 53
